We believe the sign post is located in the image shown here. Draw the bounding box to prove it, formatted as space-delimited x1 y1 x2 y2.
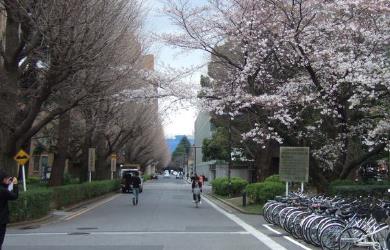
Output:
279 147 309 196
110 154 117 180
14 149 30 192
88 148 96 183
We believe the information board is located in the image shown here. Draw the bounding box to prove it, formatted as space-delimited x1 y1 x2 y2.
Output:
279 147 309 182
88 148 96 172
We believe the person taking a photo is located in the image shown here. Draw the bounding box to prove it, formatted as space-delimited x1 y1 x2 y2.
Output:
0 171 18 250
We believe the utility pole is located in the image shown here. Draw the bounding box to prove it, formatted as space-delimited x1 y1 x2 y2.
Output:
185 145 202 176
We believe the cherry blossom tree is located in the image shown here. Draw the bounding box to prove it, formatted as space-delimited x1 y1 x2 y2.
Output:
162 0 390 187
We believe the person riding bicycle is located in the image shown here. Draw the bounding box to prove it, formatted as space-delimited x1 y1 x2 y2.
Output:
191 175 202 203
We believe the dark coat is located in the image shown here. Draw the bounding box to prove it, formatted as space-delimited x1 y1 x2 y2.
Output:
0 184 18 224
131 176 141 188
191 181 202 190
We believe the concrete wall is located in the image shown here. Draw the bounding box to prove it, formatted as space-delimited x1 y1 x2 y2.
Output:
215 164 250 182
194 112 215 168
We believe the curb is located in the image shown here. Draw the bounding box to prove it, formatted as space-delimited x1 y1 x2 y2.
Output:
9 214 55 228
206 194 261 215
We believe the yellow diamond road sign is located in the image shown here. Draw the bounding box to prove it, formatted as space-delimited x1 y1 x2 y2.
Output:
14 149 30 165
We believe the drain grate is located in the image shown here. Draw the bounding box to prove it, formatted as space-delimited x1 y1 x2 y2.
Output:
77 227 98 230
68 232 90 235
19 225 40 230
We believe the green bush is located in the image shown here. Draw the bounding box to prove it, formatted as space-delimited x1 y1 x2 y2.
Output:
330 179 358 186
9 188 53 223
329 184 390 197
51 180 120 209
264 175 282 183
245 181 284 204
211 177 248 196
143 174 152 182
63 173 80 185
26 176 41 185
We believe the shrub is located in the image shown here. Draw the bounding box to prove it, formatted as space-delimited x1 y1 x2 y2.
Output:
211 177 248 196
51 180 120 209
245 181 284 204
9 188 53 223
329 184 390 197
329 179 357 187
143 174 152 182
264 175 282 183
63 173 80 185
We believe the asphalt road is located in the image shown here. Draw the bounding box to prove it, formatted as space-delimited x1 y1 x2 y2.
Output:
4 176 314 250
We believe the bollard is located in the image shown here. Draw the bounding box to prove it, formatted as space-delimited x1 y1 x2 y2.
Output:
242 191 247 207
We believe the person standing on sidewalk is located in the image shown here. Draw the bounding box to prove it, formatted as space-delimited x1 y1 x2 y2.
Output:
0 171 18 250
131 172 141 205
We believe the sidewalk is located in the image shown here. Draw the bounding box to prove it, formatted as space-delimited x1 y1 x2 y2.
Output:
206 194 263 215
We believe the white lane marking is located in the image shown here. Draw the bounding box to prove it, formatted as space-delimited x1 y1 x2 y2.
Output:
262 224 313 250
283 236 313 250
63 194 120 221
263 224 282 235
203 196 287 250
7 231 251 237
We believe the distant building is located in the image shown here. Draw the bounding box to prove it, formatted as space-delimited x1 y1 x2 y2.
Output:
165 135 194 154
193 112 215 179
193 112 254 182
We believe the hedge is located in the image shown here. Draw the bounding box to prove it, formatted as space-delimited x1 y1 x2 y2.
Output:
329 184 390 197
9 188 53 223
211 177 248 196
9 180 120 223
245 181 284 204
51 180 120 209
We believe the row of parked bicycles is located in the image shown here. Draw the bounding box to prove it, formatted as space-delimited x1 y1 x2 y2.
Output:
264 193 390 249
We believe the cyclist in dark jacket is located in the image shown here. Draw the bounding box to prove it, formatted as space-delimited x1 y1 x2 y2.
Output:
0 171 18 250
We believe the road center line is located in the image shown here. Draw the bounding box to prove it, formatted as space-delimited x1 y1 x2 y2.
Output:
203 196 287 250
64 194 120 221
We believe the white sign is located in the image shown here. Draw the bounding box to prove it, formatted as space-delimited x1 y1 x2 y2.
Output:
88 148 96 172
279 147 309 183
111 154 117 172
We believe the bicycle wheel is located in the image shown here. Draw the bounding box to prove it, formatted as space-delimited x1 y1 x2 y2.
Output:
308 216 325 246
271 204 286 225
338 226 367 250
319 223 344 250
293 212 311 239
264 202 279 223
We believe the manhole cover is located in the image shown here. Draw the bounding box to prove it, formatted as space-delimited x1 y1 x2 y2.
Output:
19 225 40 230
68 232 90 235
77 227 98 230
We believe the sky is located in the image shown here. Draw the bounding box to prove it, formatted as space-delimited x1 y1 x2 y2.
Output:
144 0 209 138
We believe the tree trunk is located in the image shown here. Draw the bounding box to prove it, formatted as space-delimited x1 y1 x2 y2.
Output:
95 132 109 180
254 147 272 181
49 112 71 186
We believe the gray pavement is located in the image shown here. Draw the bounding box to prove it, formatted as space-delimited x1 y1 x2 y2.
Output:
4 176 313 250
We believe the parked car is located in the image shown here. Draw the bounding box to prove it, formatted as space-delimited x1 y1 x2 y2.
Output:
163 172 170 178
